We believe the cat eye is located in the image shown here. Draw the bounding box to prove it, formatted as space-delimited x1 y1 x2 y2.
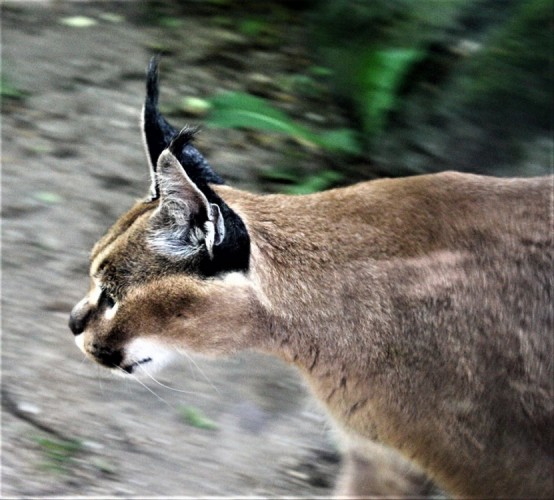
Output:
99 288 116 309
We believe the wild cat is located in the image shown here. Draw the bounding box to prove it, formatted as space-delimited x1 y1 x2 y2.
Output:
69 58 553 497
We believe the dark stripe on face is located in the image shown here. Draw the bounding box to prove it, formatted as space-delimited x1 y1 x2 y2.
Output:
90 200 158 266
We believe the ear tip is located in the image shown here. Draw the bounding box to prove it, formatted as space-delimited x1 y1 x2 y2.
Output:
146 56 161 104
169 126 200 156
147 55 160 71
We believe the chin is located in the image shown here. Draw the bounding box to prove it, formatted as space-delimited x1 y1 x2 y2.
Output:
117 337 176 376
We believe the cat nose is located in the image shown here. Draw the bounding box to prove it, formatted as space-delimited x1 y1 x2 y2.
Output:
69 300 92 336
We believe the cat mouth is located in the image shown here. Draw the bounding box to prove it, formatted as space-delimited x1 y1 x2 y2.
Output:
122 357 153 374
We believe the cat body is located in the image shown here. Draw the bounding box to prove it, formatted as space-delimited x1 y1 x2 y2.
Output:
69 59 553 497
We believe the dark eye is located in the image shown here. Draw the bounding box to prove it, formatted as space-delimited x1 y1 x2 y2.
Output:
99 289 116 309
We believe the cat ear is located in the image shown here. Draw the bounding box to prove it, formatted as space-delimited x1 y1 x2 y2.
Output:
141 57 223 201
150 134 225 259
141 56 178 200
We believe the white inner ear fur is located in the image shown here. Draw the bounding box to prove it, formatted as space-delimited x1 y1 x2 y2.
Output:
148 149 225 258
203 205 225 258
157 149 211 216
140 103 159 200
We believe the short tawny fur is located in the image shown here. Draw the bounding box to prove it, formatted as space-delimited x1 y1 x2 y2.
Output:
72 169 553 497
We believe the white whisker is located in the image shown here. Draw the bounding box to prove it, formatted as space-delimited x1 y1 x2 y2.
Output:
114 366 173 409
136 363 201 396
179 350 220 396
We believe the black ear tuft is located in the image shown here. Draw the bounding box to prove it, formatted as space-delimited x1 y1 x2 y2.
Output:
143 56 179 174
170 126 225 188
142 57 224 200
169 126 200 157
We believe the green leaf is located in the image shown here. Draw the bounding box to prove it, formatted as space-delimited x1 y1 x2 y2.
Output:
0 77 26 100
99 12 125 23
178 406 218 431
59 16 97 28
309 65 333 77
33 191 63 204
318 129 361 155
208 92 302 135
285 170 343 195
158 17 183 29
261 167 343 195
35 437 82 472
238 19 267 37
206 92 361 154
358 48 424 135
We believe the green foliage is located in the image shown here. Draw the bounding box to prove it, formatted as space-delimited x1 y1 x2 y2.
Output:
0 75 27 101
178 405 218 430
59 15 97 28
308 66 333 78
238 18 267 37
461 0 553 131
354 48 424 136
35 437 82 472
262 167 343 195
310 0 464 143
278 72 325 99
205 91 361 155
157 16 184 29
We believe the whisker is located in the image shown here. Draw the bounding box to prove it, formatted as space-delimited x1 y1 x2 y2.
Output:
136 363 201 396
95 365 105 395
183 355 197 381
114 366 173 409
179 350 220 396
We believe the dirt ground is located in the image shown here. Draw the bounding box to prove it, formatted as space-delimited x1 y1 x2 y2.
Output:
1 2 346 497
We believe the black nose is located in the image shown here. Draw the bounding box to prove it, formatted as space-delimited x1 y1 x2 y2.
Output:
68 304 92 336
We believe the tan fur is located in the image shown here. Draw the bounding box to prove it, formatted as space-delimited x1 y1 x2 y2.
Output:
72 171 553 497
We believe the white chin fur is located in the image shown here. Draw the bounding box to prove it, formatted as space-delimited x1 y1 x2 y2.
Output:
120 337 175 376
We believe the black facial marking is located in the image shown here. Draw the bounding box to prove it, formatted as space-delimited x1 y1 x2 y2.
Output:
99 289 116 309
90 343 123 368
123 357 152 374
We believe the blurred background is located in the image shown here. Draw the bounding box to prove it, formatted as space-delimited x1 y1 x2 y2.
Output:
2 0 552 496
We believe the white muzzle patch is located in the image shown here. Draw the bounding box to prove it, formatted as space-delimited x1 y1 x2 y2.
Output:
120 337 176 376
74 333 85 354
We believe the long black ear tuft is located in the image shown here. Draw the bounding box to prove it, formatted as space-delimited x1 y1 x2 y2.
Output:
143 56 178 197
142 57 224 200
169 124 224 188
